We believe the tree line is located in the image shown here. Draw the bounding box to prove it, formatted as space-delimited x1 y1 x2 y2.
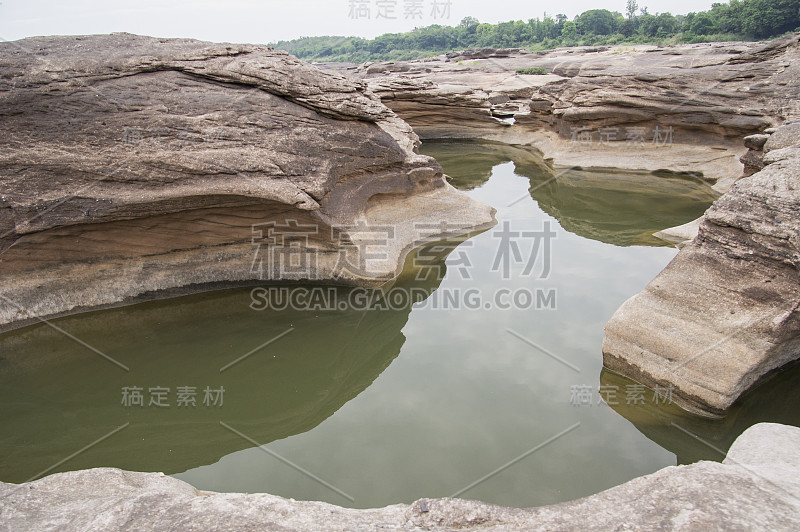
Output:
274 0 800 62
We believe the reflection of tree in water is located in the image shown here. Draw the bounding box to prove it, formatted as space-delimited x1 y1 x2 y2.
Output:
422 139 719 247
0 239 472 482
600 364 800 465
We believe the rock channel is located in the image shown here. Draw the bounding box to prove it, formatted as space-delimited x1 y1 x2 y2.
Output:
326 37 800 416
327 34 800 188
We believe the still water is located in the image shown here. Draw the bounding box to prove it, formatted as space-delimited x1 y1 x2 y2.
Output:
1 140 798 509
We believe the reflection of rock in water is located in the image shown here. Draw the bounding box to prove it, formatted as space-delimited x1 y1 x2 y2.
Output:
0 239 468 482
421 140 549 190
600 364 800 465
422 140 718 247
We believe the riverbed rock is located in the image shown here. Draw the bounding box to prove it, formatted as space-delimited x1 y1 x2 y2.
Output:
0 34 495 331
603 122 800 416
743 133 770 150
0 422 798 530
325 34 800 187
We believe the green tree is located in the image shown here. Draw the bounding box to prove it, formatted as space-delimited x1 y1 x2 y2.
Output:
273 0 800 61
577 9 617 34
562 20 579 41
626 0 639 19
689 11 716 34
741 0 800 37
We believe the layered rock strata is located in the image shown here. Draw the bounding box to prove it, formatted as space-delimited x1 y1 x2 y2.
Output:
328 34 800 187
603 123 800 416
0 34 495 331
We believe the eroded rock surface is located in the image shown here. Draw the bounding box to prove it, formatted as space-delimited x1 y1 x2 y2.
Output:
603 123 800 416
326 34 800 186
1 423 798 531
0 34 495 331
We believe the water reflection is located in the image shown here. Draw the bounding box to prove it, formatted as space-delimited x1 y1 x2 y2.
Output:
3 140 795 510
600 363 800 465
0 240 467 483
422 140 719 247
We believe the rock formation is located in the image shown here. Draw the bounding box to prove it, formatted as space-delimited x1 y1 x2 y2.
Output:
1 423 798 530
2 31 800 527
603 123 800 416
328 34 800 187
0 34 495 331
327 37 800 416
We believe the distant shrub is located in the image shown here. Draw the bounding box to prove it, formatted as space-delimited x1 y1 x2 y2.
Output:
274 0 798 63
516 67 548 75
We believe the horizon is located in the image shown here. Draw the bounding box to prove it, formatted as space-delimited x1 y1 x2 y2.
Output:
1 0 719 45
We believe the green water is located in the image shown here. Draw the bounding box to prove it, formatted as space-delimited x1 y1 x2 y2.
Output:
1 140 798 509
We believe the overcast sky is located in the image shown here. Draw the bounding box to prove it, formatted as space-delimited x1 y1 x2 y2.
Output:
1 0 718 44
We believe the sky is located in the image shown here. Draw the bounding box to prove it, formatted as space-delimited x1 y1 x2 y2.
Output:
1 0 718 44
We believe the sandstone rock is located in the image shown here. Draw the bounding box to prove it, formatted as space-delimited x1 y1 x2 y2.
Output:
446 48 524 61
653 218 702 246
743 133 770 150
329 36 800 187
365 76 509 139
1 423 798 530
763 122 800 151
603 123 800 416
0 34 495 331
740 147 768 176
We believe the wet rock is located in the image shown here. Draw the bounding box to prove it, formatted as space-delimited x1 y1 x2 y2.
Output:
1 423 798 531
